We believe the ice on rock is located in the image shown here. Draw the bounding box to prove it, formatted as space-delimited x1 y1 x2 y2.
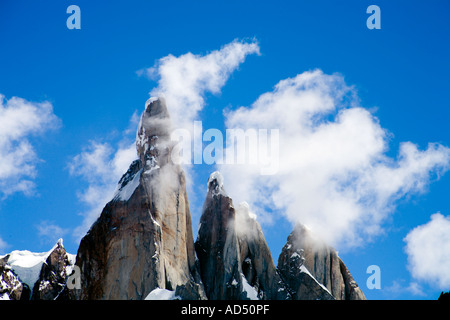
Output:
207 171 227 196
113 167 142 202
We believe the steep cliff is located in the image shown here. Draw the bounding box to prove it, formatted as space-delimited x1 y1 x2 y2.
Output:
277 224 366 300
195 172 289 300
72 98 205 300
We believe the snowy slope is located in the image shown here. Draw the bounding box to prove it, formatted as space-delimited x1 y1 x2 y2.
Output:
145 288 180 300
0 239 75 294
2 248 54 288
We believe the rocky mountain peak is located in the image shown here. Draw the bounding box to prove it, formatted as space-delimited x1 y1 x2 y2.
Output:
136 97 173 170
207 171 226 196
195 171 289 300
277 223 366 300
3 98 367 301
72 97 205 300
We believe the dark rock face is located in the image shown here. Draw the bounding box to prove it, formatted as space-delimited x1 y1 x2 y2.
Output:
72 98 205 300
1 97 366 301
195 172 289 300
32 240 73 300
0 256 30 300
277 224 366 300
235 202 289 300
2 97 367 301
195 173 243 300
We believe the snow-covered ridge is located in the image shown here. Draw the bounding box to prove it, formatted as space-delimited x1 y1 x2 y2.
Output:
0 239 75 290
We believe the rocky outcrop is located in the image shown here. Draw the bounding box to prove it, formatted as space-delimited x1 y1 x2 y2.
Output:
195 172 243 300
195 172 288 300
32 239 75 300
72 98 205 300
277 224 366 300
2 97 367 301
0 239 74 300
235 202 289 300
0 256 30 300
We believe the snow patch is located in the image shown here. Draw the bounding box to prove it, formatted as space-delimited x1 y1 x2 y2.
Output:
241 273 259 300
0 292 10 300
5 248 53 288
290 252 301 259
150 215 160 228
39 280 50 291
65 253 76 276
1 240 75 290
145 288 180 300
146 97 160 106
114 169 142 202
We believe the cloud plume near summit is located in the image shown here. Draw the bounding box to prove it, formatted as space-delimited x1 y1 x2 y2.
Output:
71 39 260 238
144 38 260 131
219 69 450 249
73 39 450 252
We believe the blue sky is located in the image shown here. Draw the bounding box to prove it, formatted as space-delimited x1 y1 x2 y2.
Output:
1 0 450 300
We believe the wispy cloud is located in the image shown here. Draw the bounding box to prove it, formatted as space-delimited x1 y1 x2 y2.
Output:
36 220 69 245
404 212 450 289
219 69 450 249
0 94 60 198
384 279 426 297
68 115 138 241
139 38 260 211
142 38 260 131
70 35 259 241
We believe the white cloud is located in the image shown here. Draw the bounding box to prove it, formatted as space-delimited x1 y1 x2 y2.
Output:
145 38 260 131
219 69 450 249
68 109 138 241
384 280 426 297
68 140 137 240
140 38 260 213
69 37 259 241
404 213 450 289
0 94 60 197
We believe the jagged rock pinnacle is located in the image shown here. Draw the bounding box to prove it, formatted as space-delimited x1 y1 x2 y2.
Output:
71 98 206 300
136 97 173 170
207 171 226 196
196 172 289 300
